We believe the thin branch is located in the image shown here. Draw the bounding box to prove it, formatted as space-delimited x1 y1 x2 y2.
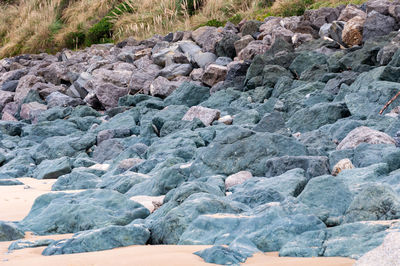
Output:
379 90 400 115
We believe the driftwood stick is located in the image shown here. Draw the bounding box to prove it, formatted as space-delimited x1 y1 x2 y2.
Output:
379 90 400 115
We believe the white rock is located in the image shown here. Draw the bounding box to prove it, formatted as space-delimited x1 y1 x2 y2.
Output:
182 106 220 126
337 126 396 150
225 171 253 189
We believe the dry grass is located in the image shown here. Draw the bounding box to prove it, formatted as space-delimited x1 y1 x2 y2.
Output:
0 0 370 58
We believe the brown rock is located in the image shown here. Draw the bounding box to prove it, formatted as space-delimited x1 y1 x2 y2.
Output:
20 102 47 122
342 15 366 47
201 64 228 87
337 126 395 150
234 35 254 55
237 41 269 61
191 26 224 53
338 4 366 22
331 158 355 176
182 106 220 126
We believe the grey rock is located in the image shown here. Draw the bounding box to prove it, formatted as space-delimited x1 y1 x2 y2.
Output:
33 157 72 180
164 82 210 107
0 221 24 241
19 189 150 235
51 170 102 191
194 246 247 265
43 224 150 255
159 63 193 80
264 156 330 179
363 11 397 41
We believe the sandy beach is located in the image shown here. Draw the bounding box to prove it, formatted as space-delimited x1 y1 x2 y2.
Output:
0 178 356 266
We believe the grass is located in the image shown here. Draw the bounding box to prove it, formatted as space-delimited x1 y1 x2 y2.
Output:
0 0 370 58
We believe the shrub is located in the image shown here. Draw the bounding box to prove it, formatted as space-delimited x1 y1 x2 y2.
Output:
270 0 315 17
228 14 242 25
176 0 204 15
65 31 86 49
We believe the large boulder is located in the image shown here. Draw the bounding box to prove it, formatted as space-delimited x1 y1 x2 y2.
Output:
191 26 224 53
164 82 210 107
191 126 307 177
298 175 353 226
201 64 228 87
179 199 325 252
344 184 400 223
280 221 397 259
342 16 366 47
19 190 150 235
42 224 150 255
149 193 248 244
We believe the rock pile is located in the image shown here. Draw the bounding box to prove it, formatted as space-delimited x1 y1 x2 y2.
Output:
1 0 400 264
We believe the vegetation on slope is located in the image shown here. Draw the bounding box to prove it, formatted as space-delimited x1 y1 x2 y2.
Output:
0 0 368 58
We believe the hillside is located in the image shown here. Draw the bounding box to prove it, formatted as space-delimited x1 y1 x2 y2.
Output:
0 0 367 58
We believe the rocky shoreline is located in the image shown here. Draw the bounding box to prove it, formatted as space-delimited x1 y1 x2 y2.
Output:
1 0 400 264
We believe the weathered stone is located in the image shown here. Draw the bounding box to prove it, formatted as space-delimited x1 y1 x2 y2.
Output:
238 41 269 61
191 26 224 53
182 106 220 126
338 5 366 21
159 64 193 80
19 190 150 235
33 157 72 180
0 221 24 241
337 126 395 150
225 171 253 190
20 102 47 122
201 64 228 87
234 35 254 55
363 11 397 41
332 158 355 176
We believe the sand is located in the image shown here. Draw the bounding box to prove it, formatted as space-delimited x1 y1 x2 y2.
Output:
0 178 356 266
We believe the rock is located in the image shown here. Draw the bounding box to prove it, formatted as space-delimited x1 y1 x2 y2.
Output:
241 20 262 37
344 184 400 223
149 76 178 98
337 126 395 150
253 112 285 133
262 65 293 87
43 224 150 255
159 63 193 80
338 5 366 21
149 193 248 244
8 239 54 251
0 221 24 241
182 106 220 126
129 59 160 94
92 139 124 163
192 52 217 69
191 126 307 177
229 169 307 207
238 41 269 61
130 195 165 213
355 232 400 266
225 171 253 190
298 175 353 225
234 35 254 55
1 80 19 92
51 169 102 191
95 83 129 109
0 91 15 112
201 64 228 87
280 221 396 259
46 92 84 109
215 33 240 58
363 11 397 41
19 102 47 122
19 190 150 235
0 179 24 186
366 0 391 15
218 115 233 125
332 158 355 176
14 74 44 102
214 57 232 67
287 102 350 133
194 246 247 265
33 157 72 180
179 198 325 251
264 156 330 179
164 82 210 107
191 26 224 53
97 172 150 194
